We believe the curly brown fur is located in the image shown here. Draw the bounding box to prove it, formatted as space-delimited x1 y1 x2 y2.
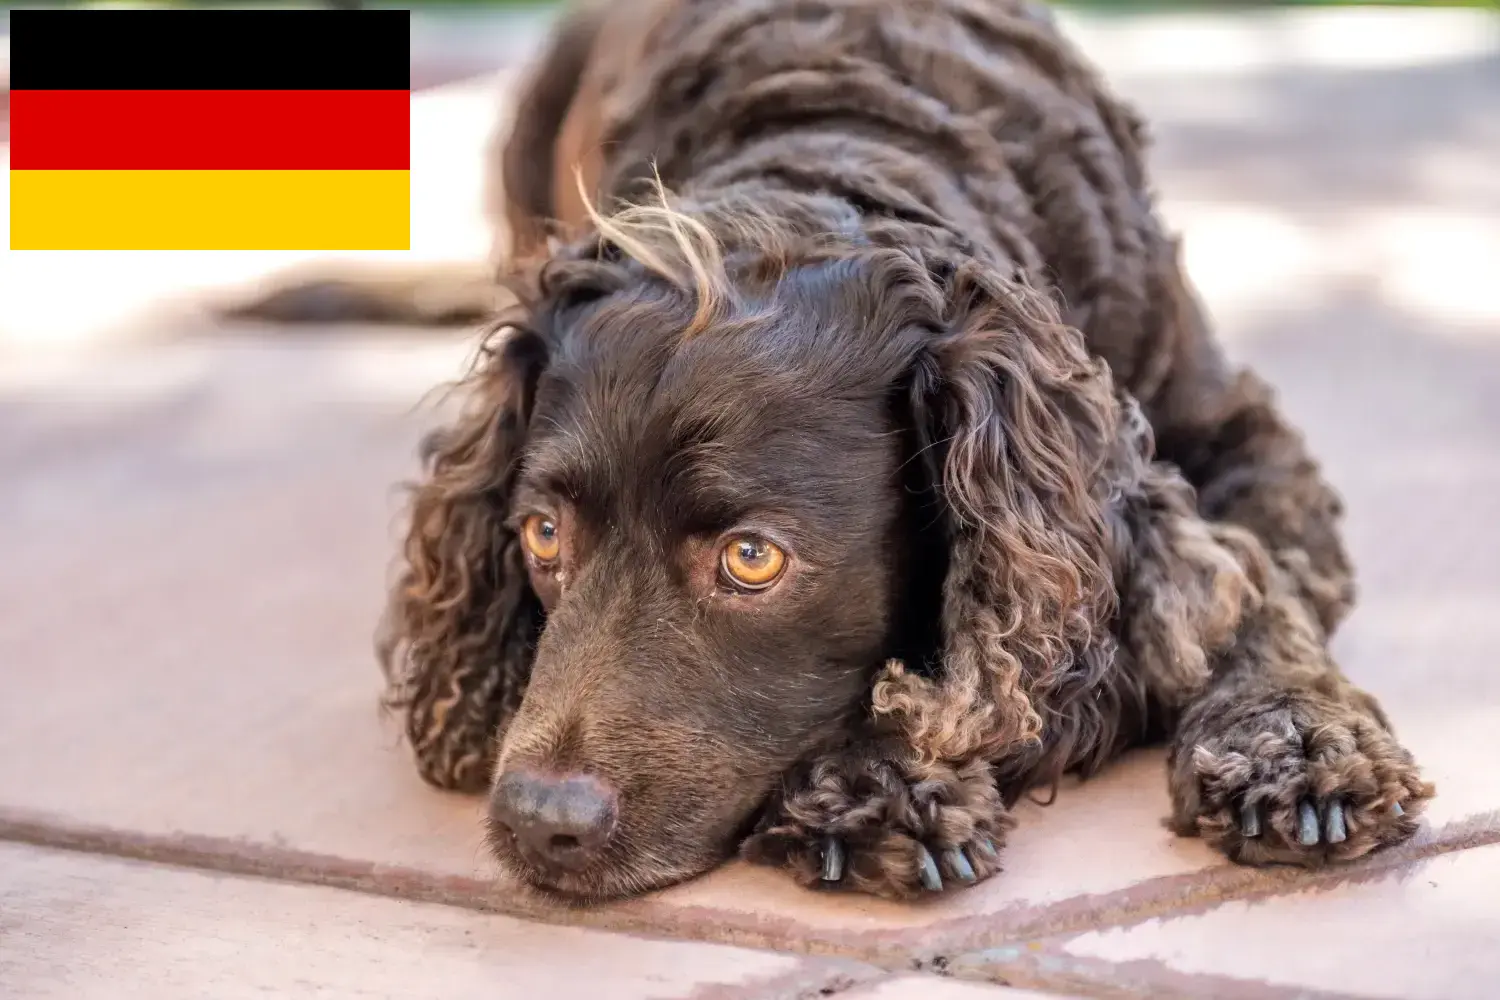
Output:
373 0 1431 902
376 321 548 792
743 701 1014 900
1167 564 1434 867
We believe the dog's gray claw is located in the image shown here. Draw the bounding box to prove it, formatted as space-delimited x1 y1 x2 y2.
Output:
820 837 845 882
1297 800 1320 846
946 847 976 883
1239 802 1261 838
974 837 998 861
1392 801 1405 818
1325 800 1348 844
916 844 943 892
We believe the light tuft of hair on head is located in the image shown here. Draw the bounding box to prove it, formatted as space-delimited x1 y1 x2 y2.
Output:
574 166 732 338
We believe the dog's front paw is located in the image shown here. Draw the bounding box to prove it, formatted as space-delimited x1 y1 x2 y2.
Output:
1171 691 1434 866
742 744 1014 900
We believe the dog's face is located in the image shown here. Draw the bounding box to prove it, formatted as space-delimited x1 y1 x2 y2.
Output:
391 218 1116 904
486 252 945 901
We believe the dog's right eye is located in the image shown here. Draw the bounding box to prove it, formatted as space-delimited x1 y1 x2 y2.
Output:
720 536 787 591
521 515 562 564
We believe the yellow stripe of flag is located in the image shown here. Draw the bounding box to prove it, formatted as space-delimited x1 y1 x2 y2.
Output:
10 169 411 250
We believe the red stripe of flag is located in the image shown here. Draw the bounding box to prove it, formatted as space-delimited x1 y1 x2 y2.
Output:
10 90 410 171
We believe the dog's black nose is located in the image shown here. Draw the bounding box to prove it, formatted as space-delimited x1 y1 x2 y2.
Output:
490 767 618 870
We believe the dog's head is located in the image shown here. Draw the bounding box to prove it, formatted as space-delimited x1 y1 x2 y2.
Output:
382 198 1119 902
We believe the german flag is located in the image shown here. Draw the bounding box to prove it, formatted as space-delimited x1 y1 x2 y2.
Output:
8 10 410 251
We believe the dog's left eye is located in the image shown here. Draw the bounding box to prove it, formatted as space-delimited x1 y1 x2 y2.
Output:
720 536 787 591
521 514 562 564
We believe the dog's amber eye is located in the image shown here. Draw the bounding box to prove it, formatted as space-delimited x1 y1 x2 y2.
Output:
720 536 786 590
521 514 561 564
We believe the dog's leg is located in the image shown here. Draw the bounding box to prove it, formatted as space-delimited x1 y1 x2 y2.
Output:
1113 245 1433 860
1160 369 1355 637
1125 241 1355 637
1165 561 1434 864
741 715 1014 899
1105 445 1434 864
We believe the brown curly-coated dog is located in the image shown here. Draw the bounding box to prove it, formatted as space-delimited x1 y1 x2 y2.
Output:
361 0 1437 903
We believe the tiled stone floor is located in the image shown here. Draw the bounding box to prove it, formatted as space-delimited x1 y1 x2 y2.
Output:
2 7 1498 999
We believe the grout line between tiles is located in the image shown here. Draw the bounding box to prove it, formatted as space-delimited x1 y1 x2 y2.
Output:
902 809 1500 964
2 805 1497 982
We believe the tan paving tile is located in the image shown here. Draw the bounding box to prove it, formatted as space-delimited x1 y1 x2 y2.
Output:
1055 842 1500 1000
0 842 873 1000
0 336 488 879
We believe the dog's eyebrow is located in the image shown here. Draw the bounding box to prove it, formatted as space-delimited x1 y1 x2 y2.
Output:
671 459 775 526
509 479 558 518
667 429 865 526
515 426 609 507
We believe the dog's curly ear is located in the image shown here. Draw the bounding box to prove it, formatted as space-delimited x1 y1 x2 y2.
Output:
377 321 549 792
874 258 1121 770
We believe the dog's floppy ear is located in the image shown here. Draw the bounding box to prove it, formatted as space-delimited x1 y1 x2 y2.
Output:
875 257 1121 771
377 319 550 792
